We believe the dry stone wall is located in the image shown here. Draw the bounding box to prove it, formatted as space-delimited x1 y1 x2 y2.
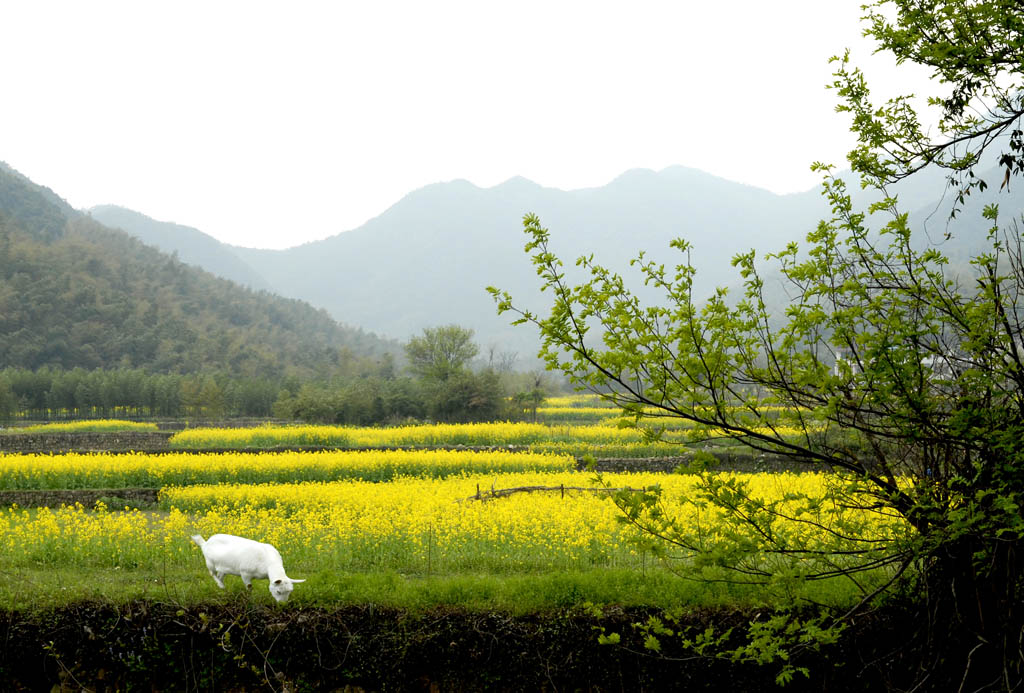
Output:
0 432 173 453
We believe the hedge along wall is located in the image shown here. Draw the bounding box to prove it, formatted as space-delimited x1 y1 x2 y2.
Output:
0 601 901 692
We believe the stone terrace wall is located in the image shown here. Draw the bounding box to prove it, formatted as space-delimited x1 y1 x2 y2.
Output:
0 487 160 507
585 451 824 473
0 432 173 453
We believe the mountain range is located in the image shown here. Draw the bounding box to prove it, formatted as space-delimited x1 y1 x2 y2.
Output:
88 159 1024 365
0 162 399 377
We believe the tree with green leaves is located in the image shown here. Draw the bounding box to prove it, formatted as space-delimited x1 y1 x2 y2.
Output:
403 325 508 423
510 374 546 422
404 324 480 383
426 368 504 423
0 374 15 422
490 1 1024 687
837 0 1024 215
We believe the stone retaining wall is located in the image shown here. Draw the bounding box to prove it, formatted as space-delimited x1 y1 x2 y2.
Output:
584 451 819 473
0 487 160 508
0 432 173 453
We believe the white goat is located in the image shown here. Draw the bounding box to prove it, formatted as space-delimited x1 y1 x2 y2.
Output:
191 534 305 603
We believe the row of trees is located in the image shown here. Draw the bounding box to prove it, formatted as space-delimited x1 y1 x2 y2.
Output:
275 325 547 424
0 367 281 420
0 326 552 425
272 370 507 425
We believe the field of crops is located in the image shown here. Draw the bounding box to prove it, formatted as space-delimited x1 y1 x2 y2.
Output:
5 419 160 434
0 407 876 612
167 420 677 450
1 470 898 583
167 419 813 458
0 449 574 488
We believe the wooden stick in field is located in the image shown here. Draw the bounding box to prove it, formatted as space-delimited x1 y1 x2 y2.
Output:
461 485 644 502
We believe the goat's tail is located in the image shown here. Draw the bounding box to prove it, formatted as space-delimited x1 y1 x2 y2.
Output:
190 534 205 547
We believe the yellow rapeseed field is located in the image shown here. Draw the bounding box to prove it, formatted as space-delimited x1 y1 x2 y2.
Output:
8 419 159 434
169 420 819 455
0 449 575 489
0 470 904 577
541 395 608 408
534 407 624 419
170 421 584 449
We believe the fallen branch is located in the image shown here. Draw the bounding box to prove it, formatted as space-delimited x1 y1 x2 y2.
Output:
462 483 644 502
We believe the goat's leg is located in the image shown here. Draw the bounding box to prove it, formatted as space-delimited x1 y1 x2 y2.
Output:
209 568 226 589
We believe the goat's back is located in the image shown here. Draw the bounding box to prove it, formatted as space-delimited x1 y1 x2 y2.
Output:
197 534 282 578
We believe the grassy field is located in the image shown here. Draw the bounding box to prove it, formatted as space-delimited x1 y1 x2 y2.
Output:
0 402 883 615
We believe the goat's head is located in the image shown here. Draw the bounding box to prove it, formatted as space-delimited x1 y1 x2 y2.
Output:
269 577 306 603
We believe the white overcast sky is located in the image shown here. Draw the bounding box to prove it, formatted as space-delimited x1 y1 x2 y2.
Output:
1 1 937 249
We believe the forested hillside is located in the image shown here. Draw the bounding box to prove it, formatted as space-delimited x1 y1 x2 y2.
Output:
0 163 400 379
89 205 273 291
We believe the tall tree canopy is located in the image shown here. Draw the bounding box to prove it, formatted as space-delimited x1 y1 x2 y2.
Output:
838 0 1024 211
491 1 1024 688
404 325 479 383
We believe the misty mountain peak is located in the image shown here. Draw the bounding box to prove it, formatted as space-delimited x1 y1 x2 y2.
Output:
493 175 542 191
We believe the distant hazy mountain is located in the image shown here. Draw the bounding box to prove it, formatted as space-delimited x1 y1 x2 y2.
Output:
0 163 400 376
91 162 1024 365
223 166 832 361
719 158 1024 326
88 205 273 292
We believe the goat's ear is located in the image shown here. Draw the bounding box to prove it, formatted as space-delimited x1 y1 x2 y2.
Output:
290 579 306 583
